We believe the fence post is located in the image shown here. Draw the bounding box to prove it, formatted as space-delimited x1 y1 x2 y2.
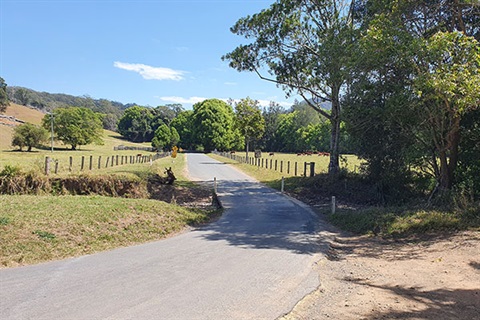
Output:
287 161 290 174
69 156 73 172
270 159 273 170
310 162 315 177
116 155 119 166
304 162 307 177
54 160 59 174
89 156 93 170
106 156 109 168
295 162 298 176
275 160 278 171
81 156 85 171
280 161 283 173
111 156 114 167
45 157 50 175
98 156 102 169
281 176 284 192
331 196 336 214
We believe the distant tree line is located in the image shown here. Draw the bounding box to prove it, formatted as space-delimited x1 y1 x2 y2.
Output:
116 98 355 155
5 86 130 131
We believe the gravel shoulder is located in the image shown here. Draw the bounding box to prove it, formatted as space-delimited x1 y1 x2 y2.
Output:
282 229 480 320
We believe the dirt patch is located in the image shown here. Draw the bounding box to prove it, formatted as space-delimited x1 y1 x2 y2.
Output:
148 183 214 209
283 230 480 320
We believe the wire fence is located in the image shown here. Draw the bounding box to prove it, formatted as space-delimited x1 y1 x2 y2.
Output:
213 151 316 177
44 152 170 175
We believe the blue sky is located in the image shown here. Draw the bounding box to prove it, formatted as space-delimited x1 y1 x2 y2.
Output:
1 0 298 110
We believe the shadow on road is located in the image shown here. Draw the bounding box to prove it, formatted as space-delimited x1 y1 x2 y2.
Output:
194 179 336 256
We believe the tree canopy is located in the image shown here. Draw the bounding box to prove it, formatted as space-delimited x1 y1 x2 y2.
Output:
12 123 48 152
42 107 104 150
0 77 8 113
192 99 241 152
234 97 265 160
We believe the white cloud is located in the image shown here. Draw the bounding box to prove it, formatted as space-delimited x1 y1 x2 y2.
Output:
114 61 185 81
158 96 208 104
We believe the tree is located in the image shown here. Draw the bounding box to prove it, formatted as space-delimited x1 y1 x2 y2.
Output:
117 106 155 142
259 102 286 151
223 0 355 175
234 97 265 162
14 88 30 106
42 107 104 150
414 31 480 191
0 77 8 113
11 123 48 151
171 110 195 149
151 124 172 151
192 99 239 152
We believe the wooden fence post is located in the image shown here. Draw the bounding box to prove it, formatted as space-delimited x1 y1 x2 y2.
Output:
81 156 85 171
111 156 114 167
69 156 73 172
89 156 93 170
98 156 102 169
106 157 109 168
54 160 59 174
304 162 307 177
280 161 283 173
295 162 298 176
45 157 50 175
287 161 290 174
275 160 278 171
310 162 315 177
116 155 119 166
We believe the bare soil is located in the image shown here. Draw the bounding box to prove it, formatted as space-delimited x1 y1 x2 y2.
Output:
283 230 480 319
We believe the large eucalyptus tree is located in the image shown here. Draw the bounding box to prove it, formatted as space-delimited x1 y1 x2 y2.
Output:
223 0 355 175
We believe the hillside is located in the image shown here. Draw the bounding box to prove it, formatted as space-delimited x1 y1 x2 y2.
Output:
0 103 45 150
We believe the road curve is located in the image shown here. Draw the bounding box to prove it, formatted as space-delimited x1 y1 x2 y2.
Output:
0 153 328 320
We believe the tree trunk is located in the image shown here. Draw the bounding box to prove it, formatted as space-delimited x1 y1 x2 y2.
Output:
438 116 461 190
328 86 341 175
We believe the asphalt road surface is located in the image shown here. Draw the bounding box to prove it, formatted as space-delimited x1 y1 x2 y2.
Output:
0 153 329 320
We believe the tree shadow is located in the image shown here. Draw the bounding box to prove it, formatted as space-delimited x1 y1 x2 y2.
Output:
346 279 480 319
469 261 480 270
327 232 474 262
193 179 337 255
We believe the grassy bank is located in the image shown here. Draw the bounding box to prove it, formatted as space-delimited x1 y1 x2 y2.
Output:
0 194 217 268
0 153 220 268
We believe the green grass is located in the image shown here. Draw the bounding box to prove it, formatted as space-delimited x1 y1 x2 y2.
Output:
0 194 218 268
214 151 363 176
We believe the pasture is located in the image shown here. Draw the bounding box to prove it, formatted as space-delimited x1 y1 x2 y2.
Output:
218 151 363 176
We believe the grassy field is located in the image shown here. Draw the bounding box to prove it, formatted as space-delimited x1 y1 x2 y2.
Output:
218 151 363 176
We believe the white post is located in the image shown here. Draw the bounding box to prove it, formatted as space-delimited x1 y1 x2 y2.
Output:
281 176 284 193
214 177 217 194
331 196 336 214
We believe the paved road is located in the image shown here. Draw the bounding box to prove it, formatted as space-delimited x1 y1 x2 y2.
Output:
0 153 328 320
